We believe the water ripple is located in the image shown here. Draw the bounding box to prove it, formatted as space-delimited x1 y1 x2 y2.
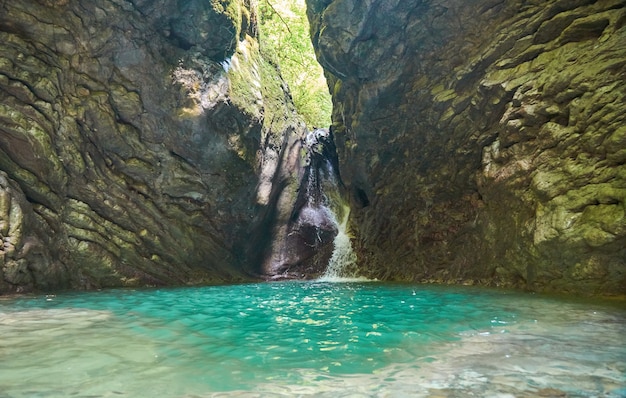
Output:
0 282 624 397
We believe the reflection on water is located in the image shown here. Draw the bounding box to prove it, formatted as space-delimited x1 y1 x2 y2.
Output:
0 282 624 397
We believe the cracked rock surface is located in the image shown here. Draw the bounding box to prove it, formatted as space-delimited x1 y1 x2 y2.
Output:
307 0 626 294
0 0 306 292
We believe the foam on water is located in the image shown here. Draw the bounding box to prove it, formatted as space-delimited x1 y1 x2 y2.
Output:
0 283 624 397
318 204 374 283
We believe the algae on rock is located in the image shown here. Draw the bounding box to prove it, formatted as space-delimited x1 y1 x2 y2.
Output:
0 0 307 293
306 0 626 294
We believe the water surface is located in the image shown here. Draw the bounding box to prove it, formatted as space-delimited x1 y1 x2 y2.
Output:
0 282 624 397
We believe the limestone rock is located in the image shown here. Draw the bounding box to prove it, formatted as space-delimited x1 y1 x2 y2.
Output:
0 171 68 292
307 0 626 294
0 0 306 292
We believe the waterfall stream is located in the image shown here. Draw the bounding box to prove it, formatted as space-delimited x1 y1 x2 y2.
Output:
304 130 364 281
318 203 368 281
261 127 362 280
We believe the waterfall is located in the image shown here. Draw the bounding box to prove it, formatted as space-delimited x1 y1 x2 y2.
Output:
305 129 369 281
317 194 373 281
318 204 356 280
318 202 372 282
260 127 369 281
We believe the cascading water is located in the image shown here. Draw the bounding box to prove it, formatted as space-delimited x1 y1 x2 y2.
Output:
260 127 362 280
318 203 362 281
303 129 363 281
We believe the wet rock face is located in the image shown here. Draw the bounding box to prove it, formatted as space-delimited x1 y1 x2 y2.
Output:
261 128 341 280
0 0 306 292
307 0 626 294
0 171 68 292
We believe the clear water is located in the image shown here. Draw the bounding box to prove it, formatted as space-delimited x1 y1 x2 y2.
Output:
0 282 624 397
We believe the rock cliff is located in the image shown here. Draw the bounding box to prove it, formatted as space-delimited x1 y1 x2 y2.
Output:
307 0 626 294
0 0 309 292
3 0 625 295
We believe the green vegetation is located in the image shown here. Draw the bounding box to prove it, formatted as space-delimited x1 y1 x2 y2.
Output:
258 0 332 128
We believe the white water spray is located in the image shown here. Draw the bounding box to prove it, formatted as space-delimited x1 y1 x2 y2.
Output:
275 127 373 281
318 204 371 282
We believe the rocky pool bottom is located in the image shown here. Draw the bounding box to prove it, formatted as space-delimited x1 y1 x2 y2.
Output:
0 281 624 397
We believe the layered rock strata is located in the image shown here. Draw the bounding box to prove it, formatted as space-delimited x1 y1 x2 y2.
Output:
0 0 307 292
307 0 626 294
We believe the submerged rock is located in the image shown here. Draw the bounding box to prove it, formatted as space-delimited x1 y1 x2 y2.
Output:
306 0 626 294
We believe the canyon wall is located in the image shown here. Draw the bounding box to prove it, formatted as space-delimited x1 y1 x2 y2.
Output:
307 0 626 294
2 0 624 295
0 0 307 292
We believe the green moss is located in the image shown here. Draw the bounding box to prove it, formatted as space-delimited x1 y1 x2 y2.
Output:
581 226 615 247
224 38 263 115
258 0 331 127
211 0 242 37
212 0 241 21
